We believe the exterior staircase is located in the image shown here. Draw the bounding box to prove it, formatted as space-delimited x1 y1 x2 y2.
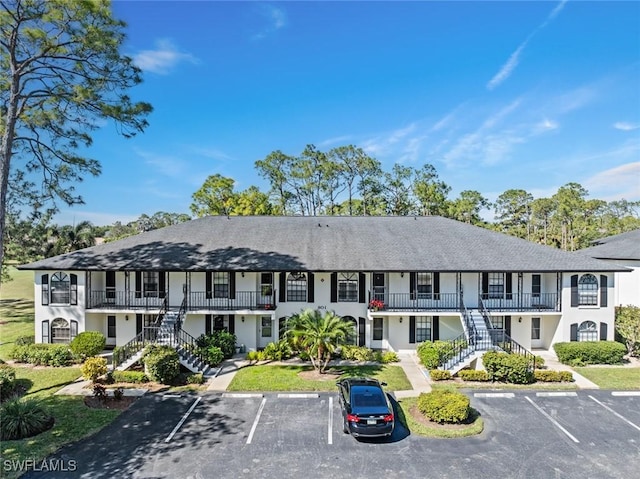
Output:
113 304 215 376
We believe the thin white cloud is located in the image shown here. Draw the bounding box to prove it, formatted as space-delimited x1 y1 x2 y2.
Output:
487 1 567 90
252 4 287 40
583 161 640 201
135 149 187 177
614 121 640 131
318 135 354 148
132 39 199 74
54 210 139 227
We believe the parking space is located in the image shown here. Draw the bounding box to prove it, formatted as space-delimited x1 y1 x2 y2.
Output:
23 389 640 478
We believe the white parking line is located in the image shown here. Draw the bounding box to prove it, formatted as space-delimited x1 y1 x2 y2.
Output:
524 396 579 444
474 393 515 398
536 392 578 397
328 396 333 445
277 393 320 399
588 395 640 432
164 396 201 443
246 397 267 445
611 391 640 397
223 393 264 398
162 394 182 399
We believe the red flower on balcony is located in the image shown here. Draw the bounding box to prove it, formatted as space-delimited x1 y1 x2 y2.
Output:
369 299 385 311
263 303 274 310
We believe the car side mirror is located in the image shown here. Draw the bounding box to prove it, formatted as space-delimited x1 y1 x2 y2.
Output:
380 382 387 386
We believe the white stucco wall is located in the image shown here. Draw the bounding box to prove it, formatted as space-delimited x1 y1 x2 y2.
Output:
614 261 640 307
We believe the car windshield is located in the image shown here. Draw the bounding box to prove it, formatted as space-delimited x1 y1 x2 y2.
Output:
351 386 386 408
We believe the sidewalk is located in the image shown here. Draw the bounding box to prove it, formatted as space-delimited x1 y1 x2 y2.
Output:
55 377 148 396
535 349 600 389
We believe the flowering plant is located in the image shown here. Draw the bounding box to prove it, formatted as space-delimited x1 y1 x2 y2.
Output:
263 303 274 310
369 299 385 311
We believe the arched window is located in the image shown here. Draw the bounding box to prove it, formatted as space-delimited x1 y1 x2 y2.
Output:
51 318 70 343
51 273 70 304
578 320 598 342
578 274 598 306
286 272 307 302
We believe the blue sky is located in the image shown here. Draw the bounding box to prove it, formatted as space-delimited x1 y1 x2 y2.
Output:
55 0 640 225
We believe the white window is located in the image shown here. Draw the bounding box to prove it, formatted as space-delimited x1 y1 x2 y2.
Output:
416 317 432 342
143 272 158 297
50 272 70 304
338 273 358 302
213 272 229 298
578 274 598 306
488 273 504 299
261 316 272 338
373 317 383 341
417 273 432 299
578 321 598 342
490 316 505 330
287 272 307 302
51 318 70 343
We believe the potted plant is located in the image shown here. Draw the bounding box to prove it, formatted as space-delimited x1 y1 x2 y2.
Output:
369 299 385 311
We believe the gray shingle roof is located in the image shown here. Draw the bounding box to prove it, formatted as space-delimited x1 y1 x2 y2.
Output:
580 229 640 261
19 216 627 272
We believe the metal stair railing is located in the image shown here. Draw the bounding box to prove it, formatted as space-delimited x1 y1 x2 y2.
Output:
111 327 159 370
479 297 537 370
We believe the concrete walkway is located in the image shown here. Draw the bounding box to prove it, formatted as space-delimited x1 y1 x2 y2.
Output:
535 349 600 389
55 377 148 396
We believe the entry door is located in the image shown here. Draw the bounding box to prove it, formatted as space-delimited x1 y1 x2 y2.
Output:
371 317 384 349
106 271 116 303
106 315 116 346
531 317 542 348
259 316 273 348
373 273 385 302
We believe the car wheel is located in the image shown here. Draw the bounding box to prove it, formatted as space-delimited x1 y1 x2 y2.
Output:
343 419 349 434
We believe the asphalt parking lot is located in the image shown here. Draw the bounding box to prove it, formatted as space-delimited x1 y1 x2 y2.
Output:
23 390 640 479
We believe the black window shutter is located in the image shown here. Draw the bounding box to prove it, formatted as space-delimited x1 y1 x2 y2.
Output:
228 315 235 335
505 273 513 300
157 271 165 298
330 272 338 303
70 274 78 305
570 275 579 307
42 320 50 343
433 272 440 300
358 317 366 347
409 316 416 344
482 273 489 298
570 322 578 341
136 314 143 335
279 273 287 303
600 322 608 341
229 272 236 299
41 274 49 305
409 272 416 300
600 275 608 307
205 314 212 335
206 272 212 299
432 316 439 341
358 273 366 303
505 316 511 336
70 320 78 341
307 272 315 302
135 272 142 299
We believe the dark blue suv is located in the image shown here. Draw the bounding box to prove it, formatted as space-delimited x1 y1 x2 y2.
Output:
336 377 394 438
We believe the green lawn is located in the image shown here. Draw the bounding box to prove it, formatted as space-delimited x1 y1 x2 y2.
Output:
396 396 484 438
574 367 640 389
228 364 412 392
0 268 35 360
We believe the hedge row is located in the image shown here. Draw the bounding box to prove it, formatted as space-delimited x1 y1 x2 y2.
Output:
417 341 457 369
428 370 452 381
553 341 626 366
457 369 490 382
144 345 180 384
482 351 534 384
417 390 470 424
533 370 574 382
0 364 17 401
10 344 74 367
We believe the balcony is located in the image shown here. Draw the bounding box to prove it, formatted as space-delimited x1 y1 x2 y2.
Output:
479 292 559 312
88 291 166 310
369 292 460 312
187 291 276 312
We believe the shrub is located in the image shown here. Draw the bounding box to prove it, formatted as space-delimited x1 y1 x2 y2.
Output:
429 370 452 381
0 398 54 440
113 387 124 401
15 335 35 346
112 370 149 383
81 357 108 382
246 350 259 362
93 383 107 400
144 347 180 384
533 370 574 382
381 351 400 363
457 369 490 382
534 355 546 369
417 390 470 424
187 373 204 384
206 346 224 366
417 341 457 369
262 340 293 361
553 341 626 366
10 344 73 367
196 331 236 359
0 364 17 401
482 351 534 384
340 345 375 362
70 332 106 360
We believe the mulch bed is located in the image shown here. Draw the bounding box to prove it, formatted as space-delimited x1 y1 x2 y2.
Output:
84 396 138 410
297 370 342 381
408 404 478 430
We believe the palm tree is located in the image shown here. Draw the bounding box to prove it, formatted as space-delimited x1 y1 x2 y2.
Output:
287 309 353 373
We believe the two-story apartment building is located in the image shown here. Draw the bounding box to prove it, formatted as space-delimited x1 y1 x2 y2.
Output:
19 216 627 357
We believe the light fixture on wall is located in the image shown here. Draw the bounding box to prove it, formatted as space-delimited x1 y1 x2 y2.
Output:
125 315 129 321
518 317 522 323
400 272 404 278
241 272 245 277
241 316 245 322
399 317 403 323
